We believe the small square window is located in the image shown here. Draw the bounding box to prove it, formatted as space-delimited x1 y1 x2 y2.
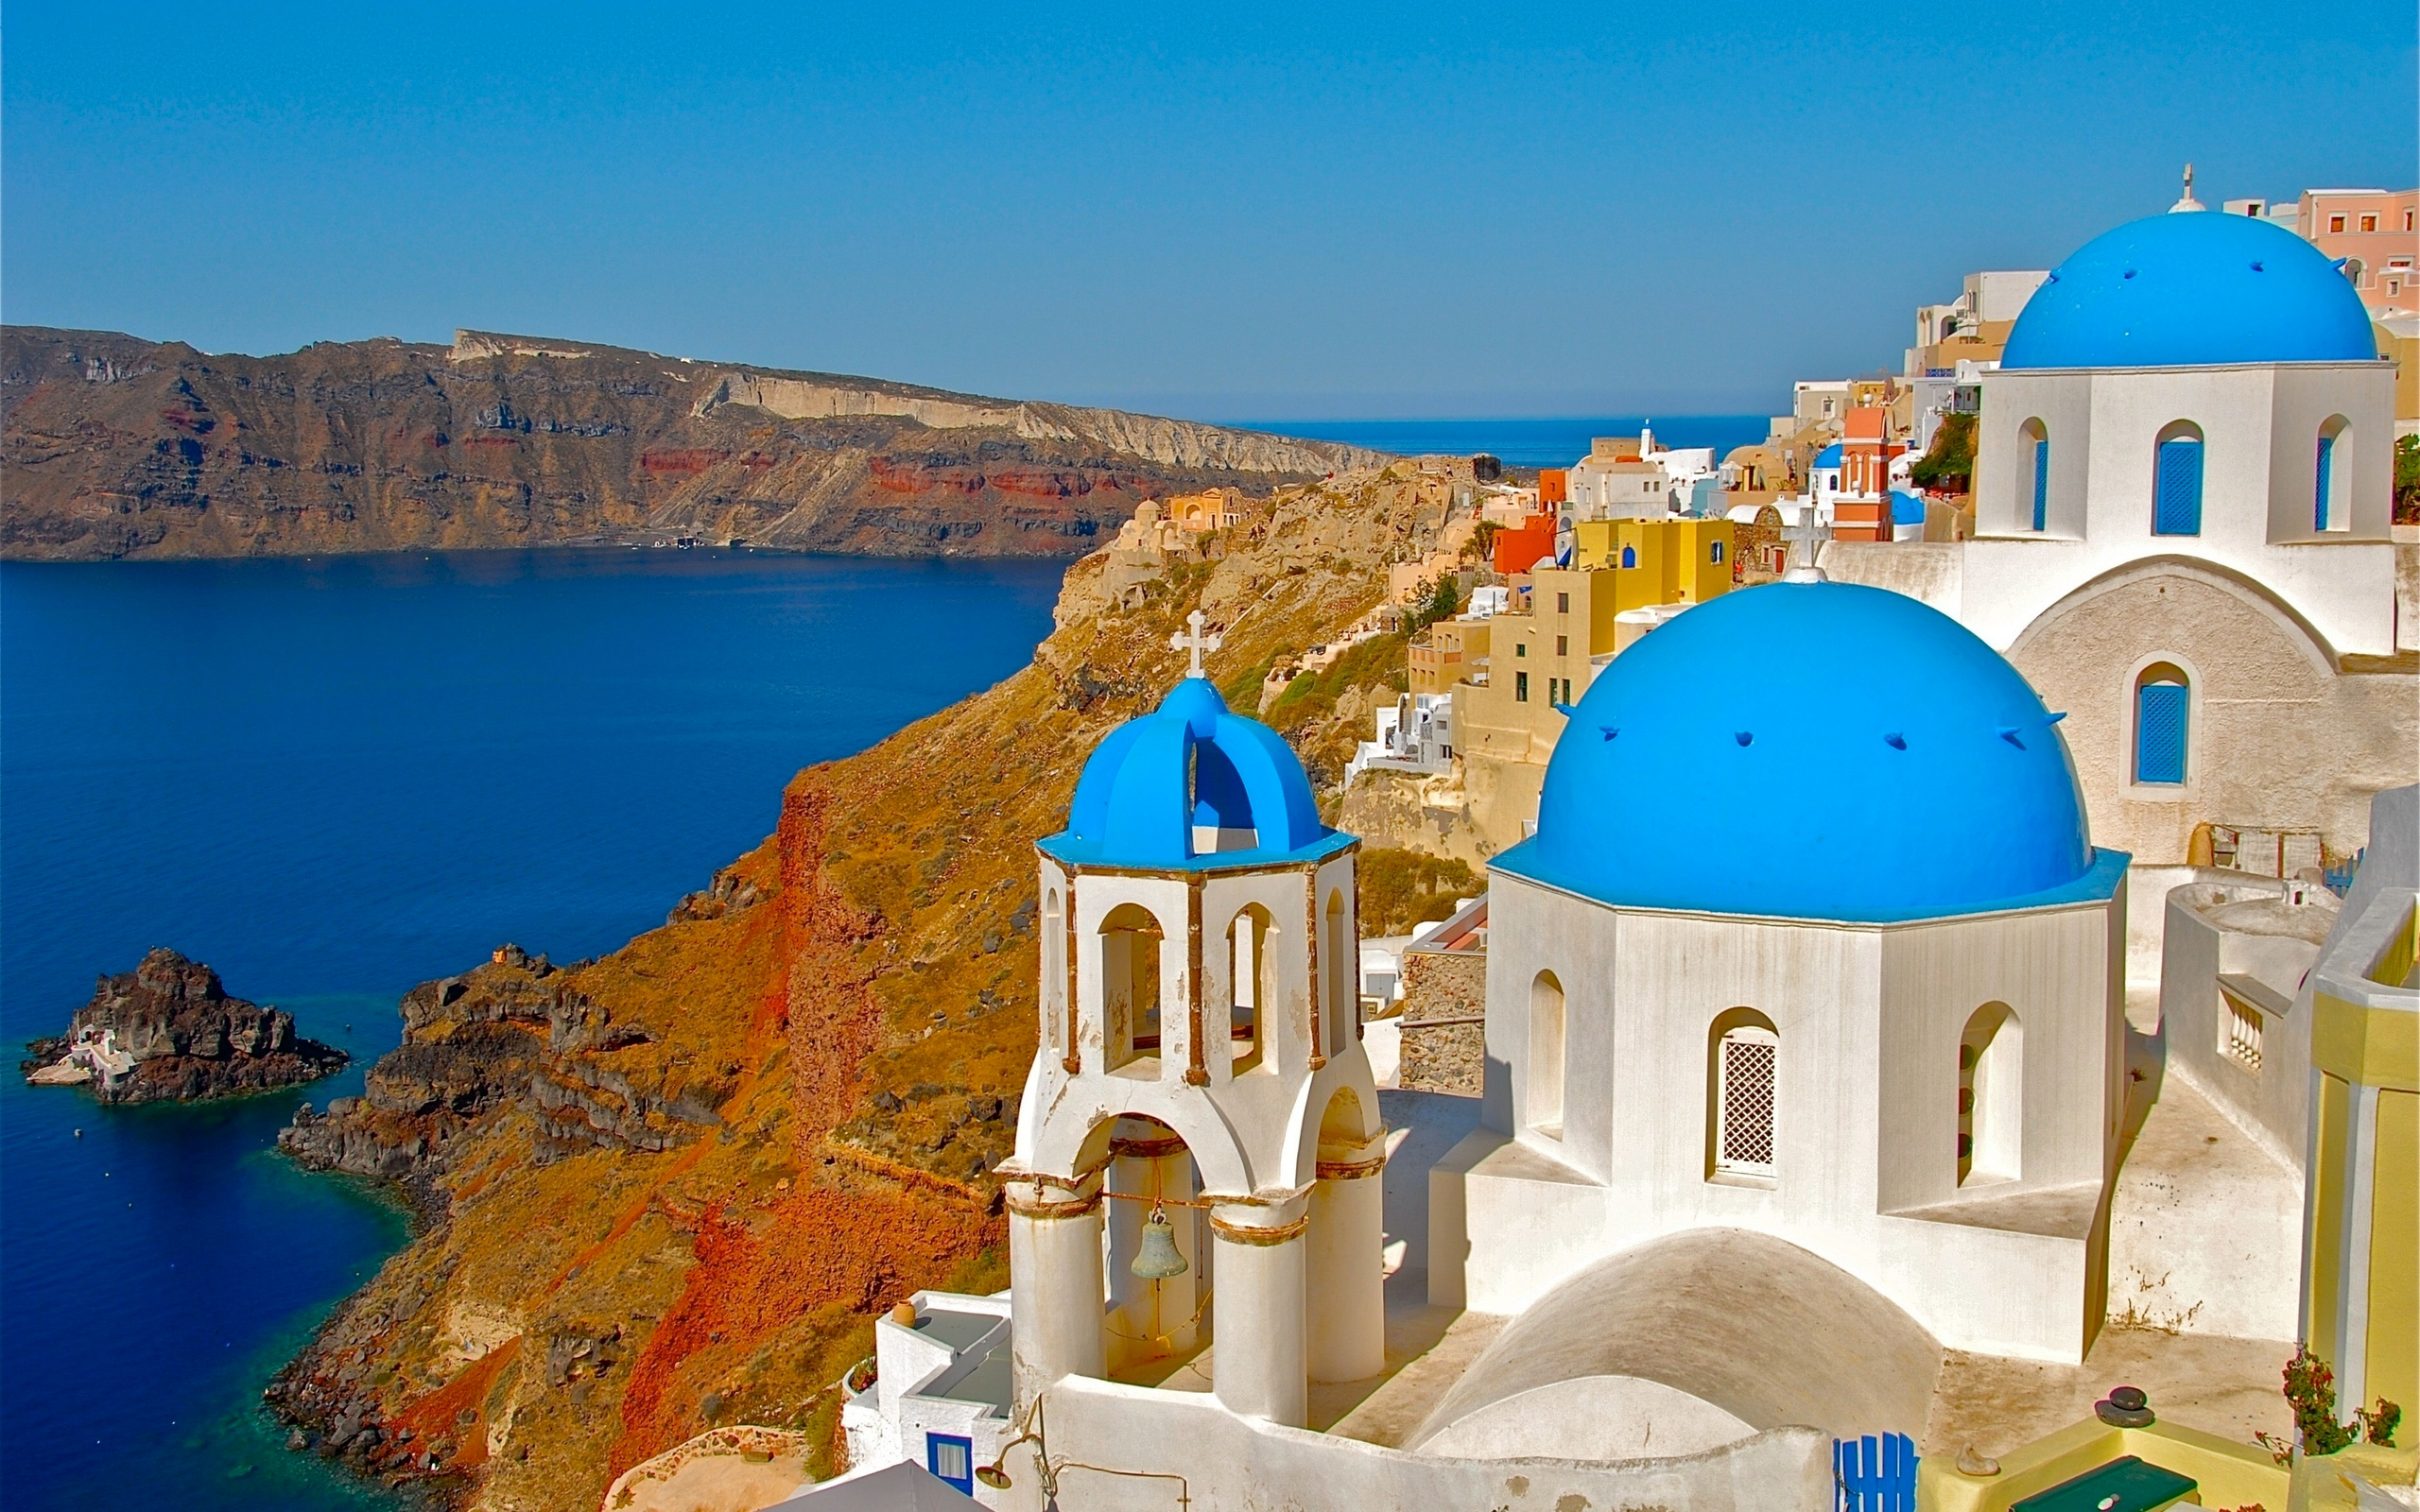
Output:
1556 593 1569 613
927 1435 975 1494
2360 214 2377 232
1515 643 1527 658
2330 214 2346 233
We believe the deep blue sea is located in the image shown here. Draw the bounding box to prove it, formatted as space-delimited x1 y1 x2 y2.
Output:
1236 415 1769 469
0 548 1063 1511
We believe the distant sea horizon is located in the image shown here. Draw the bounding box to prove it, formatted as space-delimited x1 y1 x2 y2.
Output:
1229 415 1769 470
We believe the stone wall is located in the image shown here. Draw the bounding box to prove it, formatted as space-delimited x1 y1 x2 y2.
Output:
1398 949 1486 1095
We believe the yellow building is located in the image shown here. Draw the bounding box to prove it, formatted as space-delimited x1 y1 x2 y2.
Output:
1569 517 1734 608
1409 617 1490 696
2302 787 2417 1441
1456 568 1622 766
1446 541 1736 850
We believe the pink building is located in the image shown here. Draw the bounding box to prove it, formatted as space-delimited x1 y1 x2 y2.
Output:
2227 188 2419 318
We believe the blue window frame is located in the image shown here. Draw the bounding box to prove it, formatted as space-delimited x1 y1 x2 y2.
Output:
2030 436 2050 532
2314 433 2336 530
2153 437 2203 536
2135 680 2188 785
927 1433 975 1494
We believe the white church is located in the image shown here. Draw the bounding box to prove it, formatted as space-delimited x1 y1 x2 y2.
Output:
808 198 2415 1512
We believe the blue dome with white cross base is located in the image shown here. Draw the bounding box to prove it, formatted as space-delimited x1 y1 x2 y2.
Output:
1041 669 1347 871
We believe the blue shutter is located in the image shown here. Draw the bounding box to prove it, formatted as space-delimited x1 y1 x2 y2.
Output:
2031 437 2050 532
2314 435 2335 530
927 1434 975 1493
2135 683 2188 784
2153 438 2203 535
1621 545 1636 568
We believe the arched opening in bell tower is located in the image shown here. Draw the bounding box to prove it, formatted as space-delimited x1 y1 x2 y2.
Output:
1098 903 1165 1073
1228 903 1272 1075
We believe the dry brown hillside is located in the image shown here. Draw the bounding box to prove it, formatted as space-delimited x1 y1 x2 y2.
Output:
268 462 1468 1510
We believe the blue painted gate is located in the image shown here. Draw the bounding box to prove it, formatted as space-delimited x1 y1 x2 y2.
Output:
1836 1433 1918 1512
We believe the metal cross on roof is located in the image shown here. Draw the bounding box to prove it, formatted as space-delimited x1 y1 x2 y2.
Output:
1781 506 1831 583
1171 608 1223 679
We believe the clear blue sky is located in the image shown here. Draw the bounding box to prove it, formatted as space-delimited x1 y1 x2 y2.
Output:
4 3 2411 419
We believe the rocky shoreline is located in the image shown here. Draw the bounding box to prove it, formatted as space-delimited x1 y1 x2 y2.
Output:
267 936 739 1491
21 948 347 1104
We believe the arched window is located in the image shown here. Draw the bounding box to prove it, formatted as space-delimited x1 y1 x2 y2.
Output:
1620 545 1637 568
1708 1008 1778 1180
1529 971 1565 1138
1710 540 1725 564
1099 902 1164 1071
2019 418 2050 532
1323 889 1352 1060
2315 417 2351 531
2152 423 2204 536
1958 1004 2023 1186
1227 904 1270 1075
2134 662 2189 785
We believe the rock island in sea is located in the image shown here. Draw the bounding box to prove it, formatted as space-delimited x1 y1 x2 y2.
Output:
23 947 347 1103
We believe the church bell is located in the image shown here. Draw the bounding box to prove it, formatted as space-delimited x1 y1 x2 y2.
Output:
1130 1203 1188 1280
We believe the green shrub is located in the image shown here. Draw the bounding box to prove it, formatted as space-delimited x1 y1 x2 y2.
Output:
1358 849 1479 936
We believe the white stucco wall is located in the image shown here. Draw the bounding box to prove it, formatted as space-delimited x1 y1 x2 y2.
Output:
2159 880 2338 1169
1417 1376 1754 1461
984 1375 1831 1512
1968 361 2400 657
1439 868 2122 1360
1019 851 1381 1197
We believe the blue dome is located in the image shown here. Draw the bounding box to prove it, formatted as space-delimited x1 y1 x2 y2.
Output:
2002 212 2377 369
1041 678 1344 870
1495 583 2122 921
1891 490 1927 525
1812 443 1843 468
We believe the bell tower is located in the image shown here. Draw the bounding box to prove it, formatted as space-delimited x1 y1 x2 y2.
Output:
1000 651 1387 1425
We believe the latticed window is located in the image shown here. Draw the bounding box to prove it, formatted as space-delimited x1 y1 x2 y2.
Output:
1716 1026 1778 1176
2135 676 2188 785
2222 995 2263 1073
2153 435 2204 536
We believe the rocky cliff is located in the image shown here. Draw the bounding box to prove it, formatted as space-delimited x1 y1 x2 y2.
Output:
22 947 347 1103
262 462 1472 1507
0 326 1387 561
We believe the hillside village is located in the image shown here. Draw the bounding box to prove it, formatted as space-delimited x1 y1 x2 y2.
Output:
254 180 2418 1512
786 178 2418 1512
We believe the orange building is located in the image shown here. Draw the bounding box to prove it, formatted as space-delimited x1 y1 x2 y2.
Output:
1831 407 1909 542
1494 515 1559 575
1537 469 1569 507
1838 407 1905 498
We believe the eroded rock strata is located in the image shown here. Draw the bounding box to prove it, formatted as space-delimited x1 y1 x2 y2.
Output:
263 464 1465 1507
22 947 346 1103
0 326 1385 561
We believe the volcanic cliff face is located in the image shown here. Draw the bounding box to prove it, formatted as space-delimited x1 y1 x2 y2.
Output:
265 463 1467 1508
0 326 1386 561
23 947 347 1103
